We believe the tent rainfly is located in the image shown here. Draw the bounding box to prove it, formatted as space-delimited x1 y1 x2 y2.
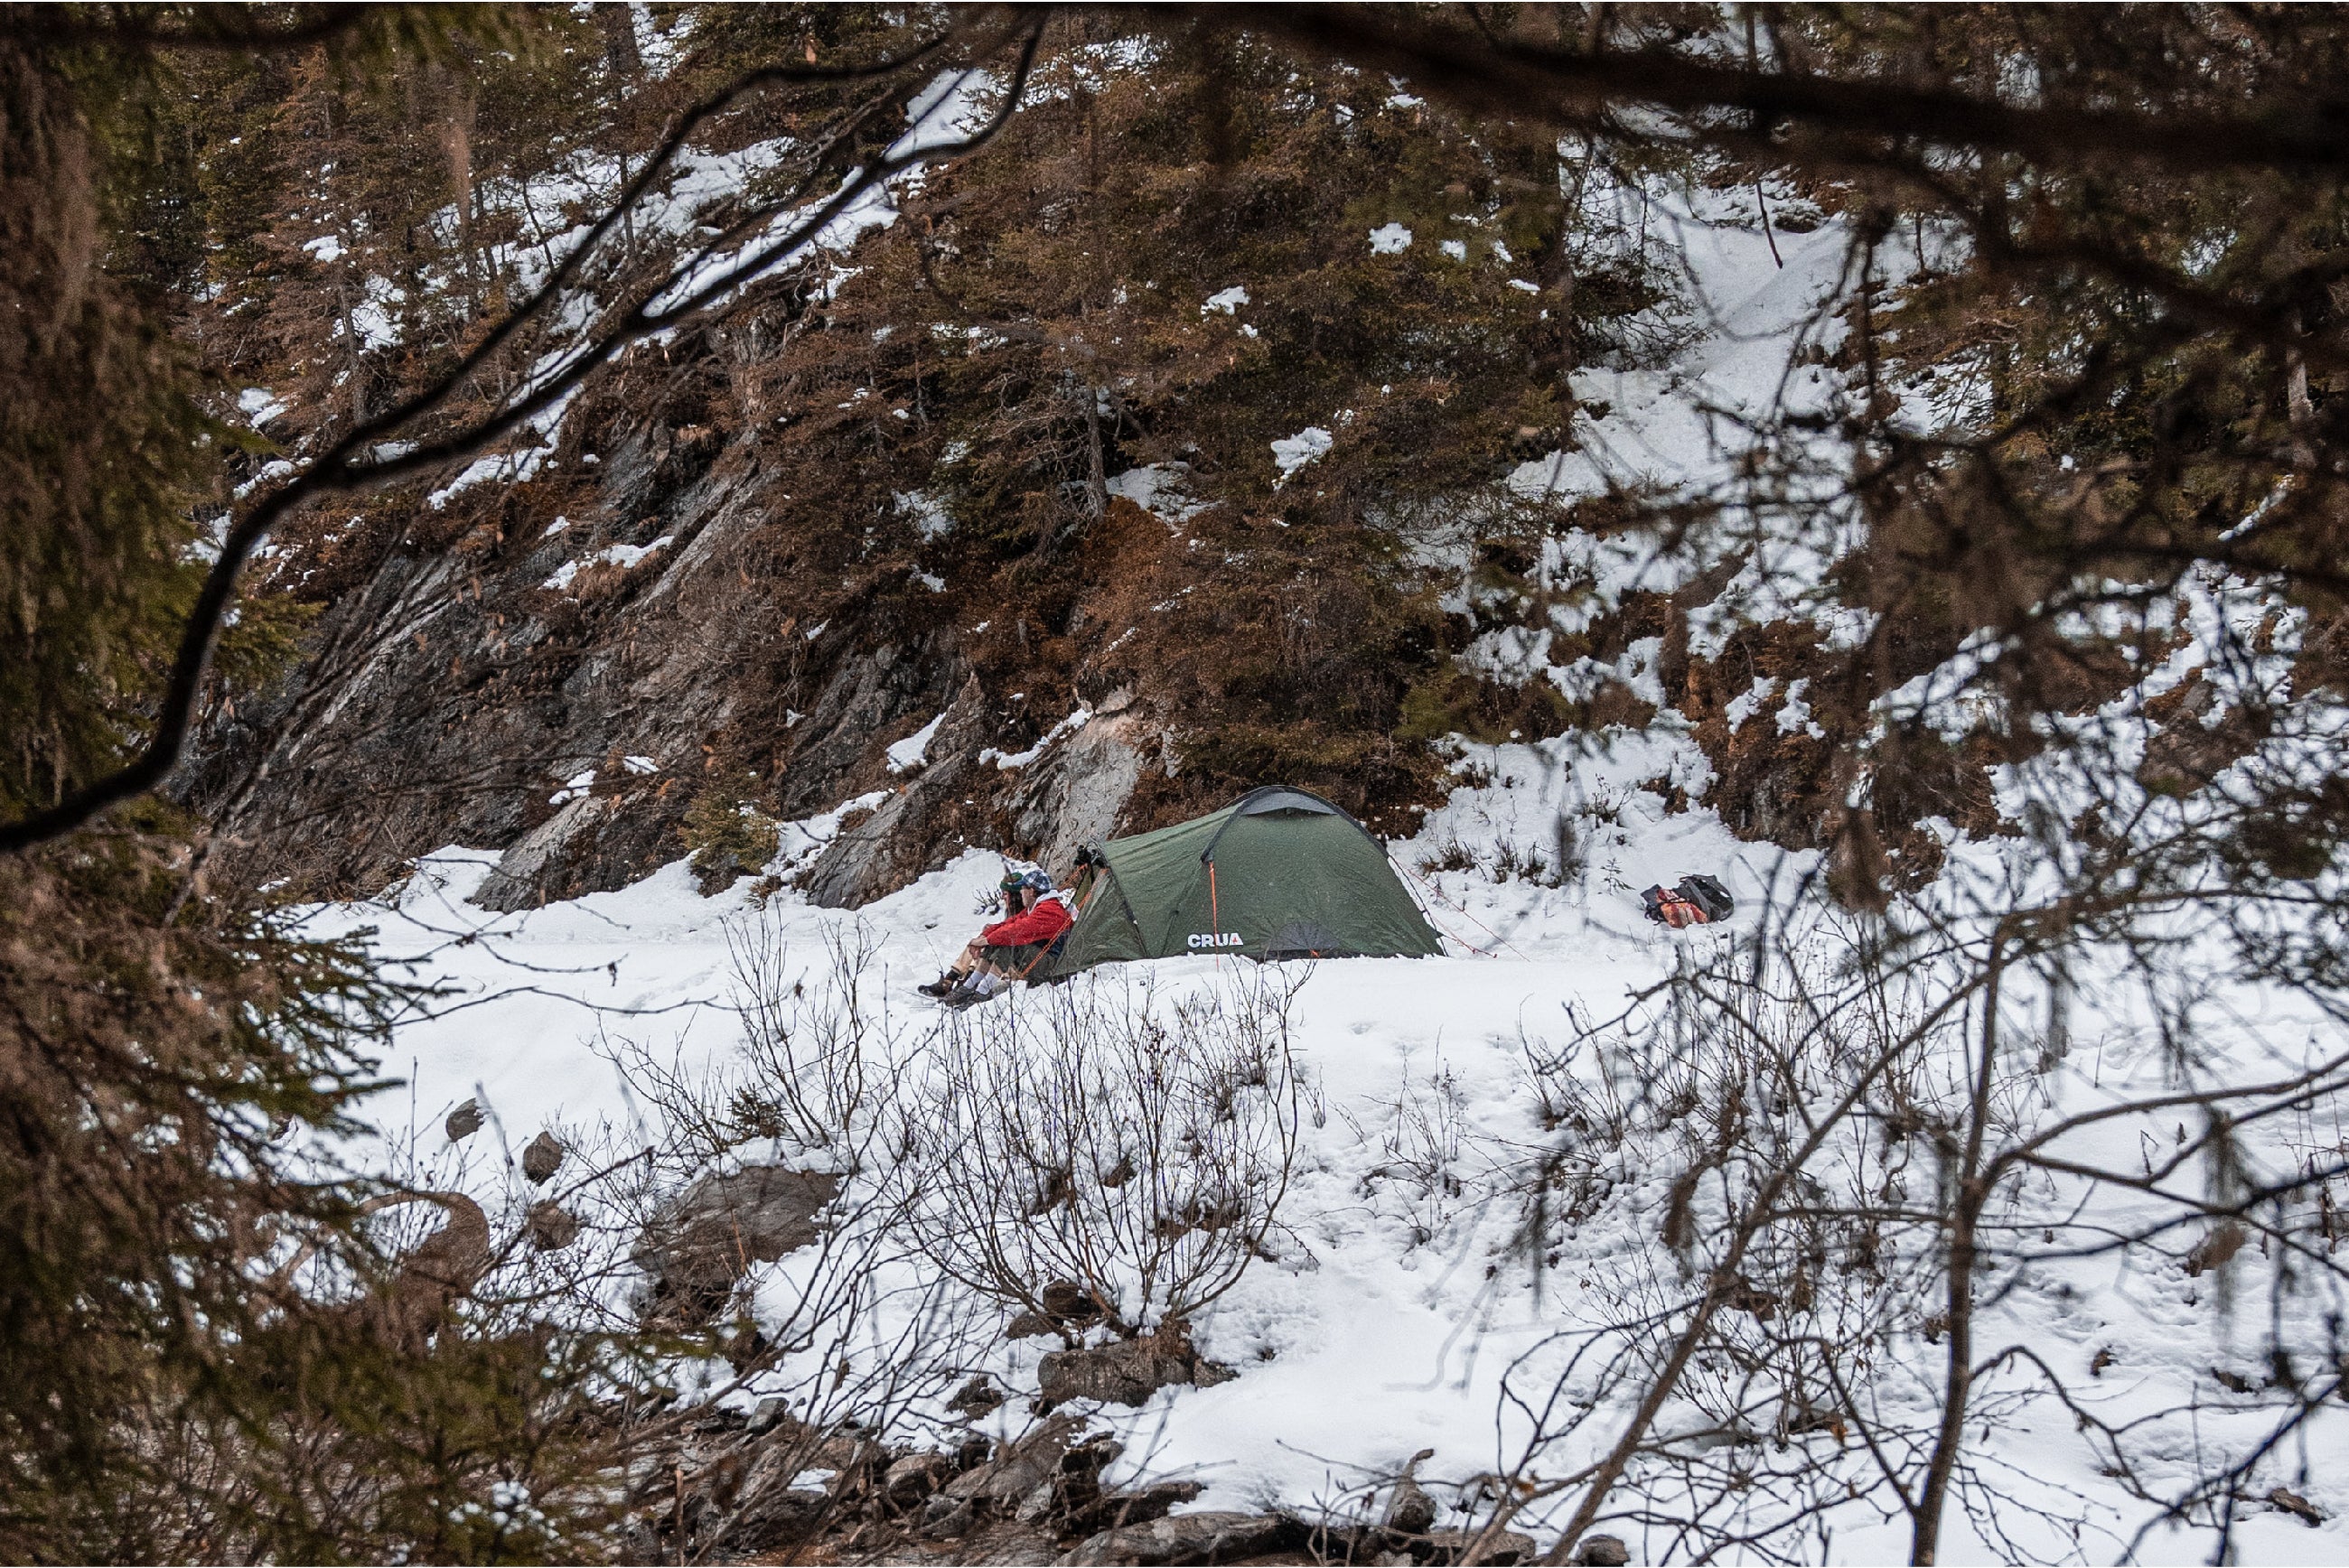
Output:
1035 786 1444 978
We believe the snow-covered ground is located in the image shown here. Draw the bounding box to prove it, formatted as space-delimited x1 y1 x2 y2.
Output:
274 154 2349 1563
295 727 2349 1563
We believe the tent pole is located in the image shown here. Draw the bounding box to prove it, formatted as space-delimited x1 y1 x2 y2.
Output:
1208 860 1222 970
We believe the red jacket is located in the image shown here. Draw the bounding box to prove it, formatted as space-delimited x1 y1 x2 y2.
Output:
983 893 1072 948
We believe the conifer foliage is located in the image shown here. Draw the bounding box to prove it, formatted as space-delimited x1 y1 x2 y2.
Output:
0 14 636 1560
0 31 211 821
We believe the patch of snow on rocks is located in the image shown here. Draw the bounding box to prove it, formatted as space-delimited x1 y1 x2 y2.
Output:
1270 425 1334 481
541 534 675 592
885 713 946 774
239 387 288 426
894 489 954 540
979 707 1091 770
1106 464 1211 525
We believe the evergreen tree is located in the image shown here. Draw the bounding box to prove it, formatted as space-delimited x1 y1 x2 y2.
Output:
0 17 645 1558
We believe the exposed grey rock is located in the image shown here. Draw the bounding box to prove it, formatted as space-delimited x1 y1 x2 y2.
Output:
184 436 771 909
957 1520 1064 1562
182 390 1156 920
1376 1445 1439 1545
1038 1326 1237 1409
1014 1477 1061 1525
635 1165 841 1326
884 1451 954 1506
747 1394 791 1435
177 258 1191 924
948 1374 1007 1418
772 638 959 819
943 1414 1086 1508
1010 693 1150 875
1059 1509 1300 1565
799 672 991 909
526 1199 579 1251
1384 1477 1437 1537
1075 1479 1205 1537
473 793 622 911
522 1129 566 1184
920 1496 978 1540
1425 1526 1539 1563
729 1487 830 1553
1574 1534 1632 1566
444 1097 484 1143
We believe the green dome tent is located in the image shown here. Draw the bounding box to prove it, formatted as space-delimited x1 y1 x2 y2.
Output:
1035 786 1445 978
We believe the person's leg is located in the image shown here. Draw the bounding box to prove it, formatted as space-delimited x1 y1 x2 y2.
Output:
965 947 1010 993
958 944 1040 997
921 938 991 996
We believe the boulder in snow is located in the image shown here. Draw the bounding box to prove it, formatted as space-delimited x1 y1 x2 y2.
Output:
472 793 622 912
948 1374 1007 1418
1423 1526 1539 1563
522 1129 566 1184
1060 1509 1302 1564
1037 1320 1235 1409
635 1165 841 1326
943 1413 1089 1510
444 1097 484 1143
1383 1477 1437 1538
884 1451 956 1506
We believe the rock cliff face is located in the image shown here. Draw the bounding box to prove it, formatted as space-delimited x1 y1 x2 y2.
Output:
173 19 2211 917
171 26 1671 909
187 382 1177 908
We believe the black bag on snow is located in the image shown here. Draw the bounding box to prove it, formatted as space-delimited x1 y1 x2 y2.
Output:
1640 873 1736 926
1676 873 1735 922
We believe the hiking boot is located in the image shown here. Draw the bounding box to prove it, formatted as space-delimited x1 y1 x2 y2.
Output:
942 976 1001 1010
917 972 962 999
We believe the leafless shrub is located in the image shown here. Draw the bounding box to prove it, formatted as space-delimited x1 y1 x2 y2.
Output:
1491 836 1560 887
1345 1050 1518 1253
890 968 1307 1340
565 933 997 1560
1419 836 1480 876
1461 910 2349 1566
1416 831 1567 889
607 916 908 1170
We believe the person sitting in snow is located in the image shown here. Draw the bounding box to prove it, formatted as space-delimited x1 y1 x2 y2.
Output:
918 867 1073 1002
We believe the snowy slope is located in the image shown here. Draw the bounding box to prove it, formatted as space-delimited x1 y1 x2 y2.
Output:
295 740 2349 1564
281 175 2349 1566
